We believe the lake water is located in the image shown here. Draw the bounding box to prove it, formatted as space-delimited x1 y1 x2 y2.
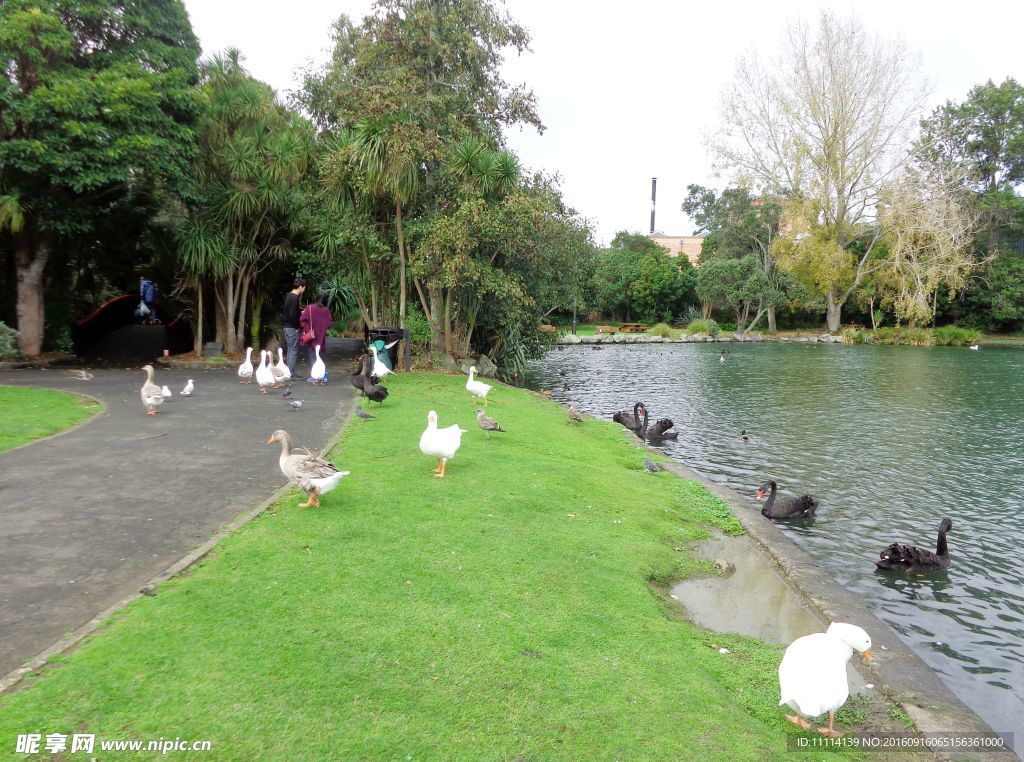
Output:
527 341 1024 740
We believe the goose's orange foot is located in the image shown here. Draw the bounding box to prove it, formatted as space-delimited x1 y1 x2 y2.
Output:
786 715 812 730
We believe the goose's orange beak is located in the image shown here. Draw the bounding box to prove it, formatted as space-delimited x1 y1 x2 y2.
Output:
863 649 873 662
267 435 274 445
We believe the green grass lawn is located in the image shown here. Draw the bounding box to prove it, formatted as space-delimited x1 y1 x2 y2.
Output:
0 386 102 453
0 374 877 760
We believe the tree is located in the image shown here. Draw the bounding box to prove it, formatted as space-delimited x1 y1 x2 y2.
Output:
0 0 200 354
710 11 928 332
683 185 785 330
175 51 313 354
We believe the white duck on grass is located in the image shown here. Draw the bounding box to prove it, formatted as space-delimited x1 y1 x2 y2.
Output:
238 347 254 383
272 347 291 387
779 622 872 738
140 364 164 415
267 429 348 508
419 410 467 478
466 366 492 407
255 350 276 394
310 344 327 384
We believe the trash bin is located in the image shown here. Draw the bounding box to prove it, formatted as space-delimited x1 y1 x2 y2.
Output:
366 326 404 369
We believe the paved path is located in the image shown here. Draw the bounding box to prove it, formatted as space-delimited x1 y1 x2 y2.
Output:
0 365 355 678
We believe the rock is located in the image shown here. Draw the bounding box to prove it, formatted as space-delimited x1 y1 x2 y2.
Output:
690 332 707 342
439 353 457 371
559 334 582 344
749 333 764 342
713 559 736 575
808 335 819 343
476 354 498 377
459 359 474 375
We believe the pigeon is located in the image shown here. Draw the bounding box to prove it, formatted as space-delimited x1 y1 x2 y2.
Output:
281 385 293 398
643 458 663 472
355 404 376 420
161 385 172 398
476 409 505 437
181 379 194 396
567 405 583 424
69 369 94 381
289 400 304 411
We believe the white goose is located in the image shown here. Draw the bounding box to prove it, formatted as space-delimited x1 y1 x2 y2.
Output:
779 622 872 738
238 347 254 383
268 429 349 508
140 364 164 415
255 350 276 394
368 346 392 380
310 344 326 385
419 410 467 478
272 347 291 386
466 366 492 407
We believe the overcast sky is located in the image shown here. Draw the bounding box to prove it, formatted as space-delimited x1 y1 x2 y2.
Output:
182 0 1023 246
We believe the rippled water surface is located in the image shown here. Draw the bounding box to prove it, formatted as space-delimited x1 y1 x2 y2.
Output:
528 342 1024 739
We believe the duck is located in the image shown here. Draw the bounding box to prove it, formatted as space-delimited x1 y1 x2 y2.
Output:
476 409 505 437
368 346 392 380
969 344 979 350
756 480 818 519
637 406 679 440
140 365 164 415
612 402 646 431
875 518 953 572
181 379 194 396
238 347 254 383
739 429 749 442
419 410 467 477
161 385 172 398
273 348 291 386
310 344 327 384
267 429 349 508
466 366 492 406
779 622 873 737
567 405 583 424
255 350 276 394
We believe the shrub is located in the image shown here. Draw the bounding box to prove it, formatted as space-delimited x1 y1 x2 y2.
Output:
932 325 982 347
0 322 21 360
871 327 935 346
686 318 720 338
647 322 675 338
841 327 868 344
405 308 432 348
718 322 737 333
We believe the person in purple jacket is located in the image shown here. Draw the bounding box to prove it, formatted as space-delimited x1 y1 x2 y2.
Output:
300 291 334 382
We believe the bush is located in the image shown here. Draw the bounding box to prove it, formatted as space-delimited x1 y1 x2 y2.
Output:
0 322 21 360
871 327 935 346
647 322 675 338
405 308 432 348
932 325 982 347
718 322 737 333
686 318 720 338
841 327 868 344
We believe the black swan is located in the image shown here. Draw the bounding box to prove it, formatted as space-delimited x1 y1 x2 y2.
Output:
350 356 367 396
359 355 390 405
756 480 818 519
875 519 953 572
612 402 645 431
637 406 679 440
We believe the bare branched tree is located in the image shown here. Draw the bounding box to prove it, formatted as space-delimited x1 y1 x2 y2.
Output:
711 12 930 331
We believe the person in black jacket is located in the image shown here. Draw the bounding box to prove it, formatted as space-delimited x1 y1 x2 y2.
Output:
283 277 306 374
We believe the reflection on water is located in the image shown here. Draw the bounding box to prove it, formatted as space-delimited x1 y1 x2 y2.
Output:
528 342 1024 738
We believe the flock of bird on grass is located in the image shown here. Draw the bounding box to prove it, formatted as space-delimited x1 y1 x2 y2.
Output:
136 341 954 739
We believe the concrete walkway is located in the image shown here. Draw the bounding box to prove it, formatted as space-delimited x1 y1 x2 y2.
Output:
0 365 355 678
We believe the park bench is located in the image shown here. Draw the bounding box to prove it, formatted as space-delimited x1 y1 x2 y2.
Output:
619 323 648 333
595 325 617 334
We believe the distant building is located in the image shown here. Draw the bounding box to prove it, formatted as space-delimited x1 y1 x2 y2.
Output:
648 234 704 266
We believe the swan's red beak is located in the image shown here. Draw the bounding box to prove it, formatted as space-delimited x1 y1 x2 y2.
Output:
863 649 873 662
756 489 765 500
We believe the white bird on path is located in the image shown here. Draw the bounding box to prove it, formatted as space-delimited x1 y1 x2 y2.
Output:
238 347 254 383
181 379 194 396
161 385 172 398
140 365 164 415
779 622 872 738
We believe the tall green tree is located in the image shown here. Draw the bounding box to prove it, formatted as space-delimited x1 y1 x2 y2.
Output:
175 51 313 354
0 0 200 354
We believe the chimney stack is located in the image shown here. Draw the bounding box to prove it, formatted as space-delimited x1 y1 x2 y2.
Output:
649 177 657 235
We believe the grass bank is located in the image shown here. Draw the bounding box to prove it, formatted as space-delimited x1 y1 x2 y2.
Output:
0 386 101 453
1 374 874 759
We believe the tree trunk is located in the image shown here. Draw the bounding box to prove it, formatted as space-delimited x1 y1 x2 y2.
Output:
396 201 407 330
701 301 712 320
443 289 453 354
869 297 878 331
193 283 203 356
825 291 843 333
767 304 777 332
428 285 445 351
13 231 50 356
249 292 263 349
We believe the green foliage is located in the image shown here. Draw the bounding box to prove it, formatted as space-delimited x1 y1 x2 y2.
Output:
647 322 676 338
591 232 696 323
870 327 935 346
0 322 21 359
840 327 868 344
932 326 982 346
686 318 720 337
404 306 432 348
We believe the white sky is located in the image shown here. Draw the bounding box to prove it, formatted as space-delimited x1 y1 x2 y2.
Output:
182 0 1024 246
